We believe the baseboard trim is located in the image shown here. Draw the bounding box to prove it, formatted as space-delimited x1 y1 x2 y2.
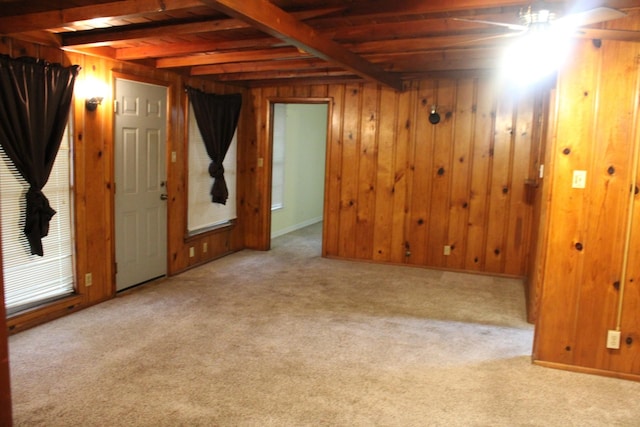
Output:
271 217 322 238
533 360 640 382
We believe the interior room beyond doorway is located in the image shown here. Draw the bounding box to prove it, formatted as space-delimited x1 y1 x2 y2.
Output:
270 102 328 241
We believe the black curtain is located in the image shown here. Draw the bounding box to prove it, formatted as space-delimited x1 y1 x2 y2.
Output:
0 54 79 256
186 86 242 205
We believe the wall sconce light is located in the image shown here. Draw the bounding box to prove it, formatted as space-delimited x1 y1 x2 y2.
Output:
76 76 109 112
429 105 440 125
85 96 104 111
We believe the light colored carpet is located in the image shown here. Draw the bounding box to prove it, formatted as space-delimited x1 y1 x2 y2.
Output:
8 223 640 426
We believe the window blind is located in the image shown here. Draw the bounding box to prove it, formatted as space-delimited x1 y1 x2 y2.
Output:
187 103 237 234
1 125 75 315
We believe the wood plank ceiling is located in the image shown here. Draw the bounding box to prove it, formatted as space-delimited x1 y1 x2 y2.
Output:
0 0 639 89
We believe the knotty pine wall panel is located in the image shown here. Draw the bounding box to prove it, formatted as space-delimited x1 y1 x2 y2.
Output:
426 81 455 267
621 165 640 374
525 88 552 324
332 79 532 275
505 97 535 275
446 79 475 270
533 10 640 378
339 84 362 259
370 85 397 262
1 38 247 331
0 235 11 425
406 80 436 265
246 77 540 277
484 95 515 273
464 81 496 271
391 85 415 263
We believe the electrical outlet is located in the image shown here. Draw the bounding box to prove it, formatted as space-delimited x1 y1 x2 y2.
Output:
443 245 451 256
203 242 208 253
189 247 195 258
85 272 92 287
572 170 587 189
606 330 621 349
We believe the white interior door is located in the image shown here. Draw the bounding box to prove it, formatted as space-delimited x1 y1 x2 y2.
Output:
114 78 167 291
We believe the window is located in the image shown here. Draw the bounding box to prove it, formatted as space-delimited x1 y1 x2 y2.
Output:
271 103 286 211
187 103 237 234
1 124 75 315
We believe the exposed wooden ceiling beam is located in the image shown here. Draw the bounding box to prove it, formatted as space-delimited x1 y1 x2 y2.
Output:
320 12 522 42
369 47 502 72
6 31 63 47
0 0 203 34
210 69 354 82
245 75 365 87
337 0 640 21
115 37 283 60
578 28 640 42
111 11 516 61
339 0 536 18
190 58 332 75
349 34 514 55
200 0 404 91
156 46 311 68
62 7 343 48
63 18 248 47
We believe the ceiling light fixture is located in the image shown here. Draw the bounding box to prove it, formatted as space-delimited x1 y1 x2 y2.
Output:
500 23 571 87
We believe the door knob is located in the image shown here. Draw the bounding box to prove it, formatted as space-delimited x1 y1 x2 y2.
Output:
160 194 168 200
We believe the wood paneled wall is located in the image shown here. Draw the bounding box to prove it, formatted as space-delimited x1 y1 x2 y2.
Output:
0 235 11 425
240 84 331 250
243 78 543 277
0 37 247 332
525 88 552 324
533 11 640 379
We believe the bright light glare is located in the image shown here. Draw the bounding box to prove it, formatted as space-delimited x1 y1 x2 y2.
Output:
501 28 571 87
74 76 110 101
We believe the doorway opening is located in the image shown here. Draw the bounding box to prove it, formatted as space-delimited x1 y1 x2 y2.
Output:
268 101 329 250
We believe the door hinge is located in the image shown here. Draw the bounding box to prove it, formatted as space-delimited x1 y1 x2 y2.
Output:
114 262 118 274
113 100 118 113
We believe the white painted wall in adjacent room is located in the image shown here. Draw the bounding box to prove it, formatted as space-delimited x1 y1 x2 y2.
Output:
271 103 327 238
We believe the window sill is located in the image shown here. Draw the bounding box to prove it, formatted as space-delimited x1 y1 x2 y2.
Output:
7 294 83 334
185 219 236 242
